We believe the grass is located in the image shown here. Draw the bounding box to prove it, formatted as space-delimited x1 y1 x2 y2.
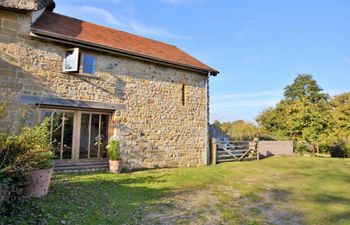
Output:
8 156 350 225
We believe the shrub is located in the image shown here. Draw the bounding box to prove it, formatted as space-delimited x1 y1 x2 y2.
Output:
107 138 120 160
295 141 311 155
0 120 53 217
329 140 350 158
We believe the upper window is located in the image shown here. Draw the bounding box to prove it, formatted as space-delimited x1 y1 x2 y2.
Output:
81 53 97 75
63 48 97 76
63 48 79 72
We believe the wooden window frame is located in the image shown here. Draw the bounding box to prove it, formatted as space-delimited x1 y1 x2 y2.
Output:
79 52 98 76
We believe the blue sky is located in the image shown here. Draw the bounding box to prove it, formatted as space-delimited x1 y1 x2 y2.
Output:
55 0 350 123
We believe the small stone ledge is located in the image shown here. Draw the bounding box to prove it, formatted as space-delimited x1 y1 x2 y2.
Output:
19 95 126 111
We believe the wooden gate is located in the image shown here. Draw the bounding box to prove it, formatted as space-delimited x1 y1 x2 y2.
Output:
210 138 259 164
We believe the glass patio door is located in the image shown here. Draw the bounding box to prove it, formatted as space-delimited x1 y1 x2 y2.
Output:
79 113 109 160
39 109 110 165
40 110 75 162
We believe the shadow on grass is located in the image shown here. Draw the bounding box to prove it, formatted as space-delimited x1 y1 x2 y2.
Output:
9 173 170 225
313 193 350 223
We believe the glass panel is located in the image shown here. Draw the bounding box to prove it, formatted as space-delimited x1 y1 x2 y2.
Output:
82 54 97 75
90 114 100 158
40 110 56 159
100 115 109 158
64 48 79 72
51 112 63 160
79 113 90 159
62 112 74 160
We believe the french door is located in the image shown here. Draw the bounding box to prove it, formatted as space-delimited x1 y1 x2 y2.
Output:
38 108 111 165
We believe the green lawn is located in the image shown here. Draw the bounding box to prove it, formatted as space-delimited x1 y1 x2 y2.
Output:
9 156 350 225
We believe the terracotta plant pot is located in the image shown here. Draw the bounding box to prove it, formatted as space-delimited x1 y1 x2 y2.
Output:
25 167 54 198
109 160 122 174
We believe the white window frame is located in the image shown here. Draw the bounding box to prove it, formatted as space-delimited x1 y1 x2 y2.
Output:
63 48 80 72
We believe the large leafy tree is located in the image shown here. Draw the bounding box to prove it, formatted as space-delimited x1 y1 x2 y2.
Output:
284 74 329 103
257 74 332 153
331 92 350 132
322 93 350 155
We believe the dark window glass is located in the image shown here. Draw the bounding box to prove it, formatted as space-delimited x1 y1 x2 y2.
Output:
90 114 100 158
82 54 97 75
100 115 109 158
47 111 63 160
79 113 90 159
182 84 186 105
62 112 74 160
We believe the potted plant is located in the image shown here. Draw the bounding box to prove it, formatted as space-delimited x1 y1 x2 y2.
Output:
107 137 122 174
18 120 54 198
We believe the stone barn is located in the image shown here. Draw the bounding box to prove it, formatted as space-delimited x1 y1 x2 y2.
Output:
0 0 219 171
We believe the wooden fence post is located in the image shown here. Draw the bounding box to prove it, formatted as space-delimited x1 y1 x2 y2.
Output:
211 138 217 165
253 137 259 160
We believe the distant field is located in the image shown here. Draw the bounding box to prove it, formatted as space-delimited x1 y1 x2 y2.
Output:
9 156 350 225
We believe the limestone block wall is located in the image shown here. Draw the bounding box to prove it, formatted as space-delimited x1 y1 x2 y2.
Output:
0 10 209 169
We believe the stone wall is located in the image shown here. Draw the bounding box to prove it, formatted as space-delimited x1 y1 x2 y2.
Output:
0 9 209 169
258 141 294 157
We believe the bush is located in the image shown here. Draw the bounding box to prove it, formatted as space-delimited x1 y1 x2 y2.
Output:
107 138 120 160
329 140 350 158
0 120 53 217
295 141 311 155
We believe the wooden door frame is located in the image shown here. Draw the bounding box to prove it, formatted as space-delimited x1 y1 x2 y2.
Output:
37 107 113 166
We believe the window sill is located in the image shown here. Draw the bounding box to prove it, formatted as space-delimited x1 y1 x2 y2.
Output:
63 72 101 79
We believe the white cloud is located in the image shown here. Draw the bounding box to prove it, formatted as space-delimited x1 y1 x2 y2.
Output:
210 90 283 123
128 20 189 39
236 20 256 38
81 6 126 27
328 88 349 96
78 6 187 39
162 0 194 4
211 90 282 102
342 57 350 64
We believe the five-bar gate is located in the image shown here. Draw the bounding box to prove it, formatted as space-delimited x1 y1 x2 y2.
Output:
210 138 259 164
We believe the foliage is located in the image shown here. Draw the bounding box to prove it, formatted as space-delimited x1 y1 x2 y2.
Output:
257 74 332 153
0 120 53 217
2 119 53 174
6 157 350 224
284 74 329 103
214 120 262 141
329 140 350 158
107 138 121 160
320 92 350 156
0 103 7 118
330 92 350 133
295 141 311 155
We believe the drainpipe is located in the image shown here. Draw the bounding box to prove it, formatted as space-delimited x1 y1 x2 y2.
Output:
205 71 218 165
205 71 210 165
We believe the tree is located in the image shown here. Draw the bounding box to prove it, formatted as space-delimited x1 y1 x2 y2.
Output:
257 74 332 154
213 120 222 128
229 120 261 141
284 74 329 103
214 120 262 141
321 93 350 156
331 92 350 131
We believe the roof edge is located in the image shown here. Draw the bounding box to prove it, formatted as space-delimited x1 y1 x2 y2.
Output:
31 29 219 75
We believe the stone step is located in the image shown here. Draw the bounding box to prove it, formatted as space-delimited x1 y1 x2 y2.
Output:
54 162 109 173
217 156 257 163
